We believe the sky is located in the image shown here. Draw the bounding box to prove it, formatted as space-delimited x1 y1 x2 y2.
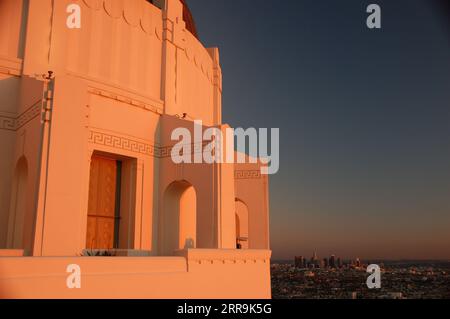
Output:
188 0 450 260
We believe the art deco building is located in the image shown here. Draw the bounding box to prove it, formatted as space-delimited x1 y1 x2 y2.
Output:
0 0 271 298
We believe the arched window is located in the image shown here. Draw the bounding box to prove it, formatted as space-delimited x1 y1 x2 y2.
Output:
159 181 197 255
235 199 249 249
7 157 28 249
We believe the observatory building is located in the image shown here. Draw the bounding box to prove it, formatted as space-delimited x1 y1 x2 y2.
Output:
0 0 271 298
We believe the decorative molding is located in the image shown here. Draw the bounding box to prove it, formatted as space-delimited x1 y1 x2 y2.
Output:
158 144 172 158
66 70 164 116
183 32 214 83
176 249 271 265
87 86 163 115
0 116 15 131
88 130 157 157
158 141 208 159
0 100 42 131
81 0 163 38
88 129 210 159
235 170 262 180
16 102 42 130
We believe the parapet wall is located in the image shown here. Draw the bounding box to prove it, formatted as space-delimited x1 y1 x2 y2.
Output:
0 249 272 299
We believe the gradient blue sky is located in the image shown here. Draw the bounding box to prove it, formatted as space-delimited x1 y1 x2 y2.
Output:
188 0 450 260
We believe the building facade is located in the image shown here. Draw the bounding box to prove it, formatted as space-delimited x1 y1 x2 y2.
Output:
0 0 271 298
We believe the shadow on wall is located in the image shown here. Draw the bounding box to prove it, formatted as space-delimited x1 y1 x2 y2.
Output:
0 74 45 254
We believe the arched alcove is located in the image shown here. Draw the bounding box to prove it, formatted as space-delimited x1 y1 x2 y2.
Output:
7 156 28 249
159 181 197 256
235 199 249 249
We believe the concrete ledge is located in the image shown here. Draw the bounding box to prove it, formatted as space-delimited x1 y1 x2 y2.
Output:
81 249 153 257
176 249 272 264
0 250 272 299
0 250 24 257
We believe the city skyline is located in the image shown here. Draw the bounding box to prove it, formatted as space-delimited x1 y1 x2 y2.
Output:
291 252 450 263
189 0 450 260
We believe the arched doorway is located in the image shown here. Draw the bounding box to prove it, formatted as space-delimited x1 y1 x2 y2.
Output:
7 157 28 249
159 181 197 256
235 199 249 249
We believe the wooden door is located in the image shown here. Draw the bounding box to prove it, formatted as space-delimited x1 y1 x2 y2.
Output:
86 155 119 250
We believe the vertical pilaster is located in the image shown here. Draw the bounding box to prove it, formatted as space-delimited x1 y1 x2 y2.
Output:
31 76 54 256
22 0 53 77
133 159 144 249
208 48 223 126
214 124 236 249
38 75 89 256
161 0 186 115
75 148 94 254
